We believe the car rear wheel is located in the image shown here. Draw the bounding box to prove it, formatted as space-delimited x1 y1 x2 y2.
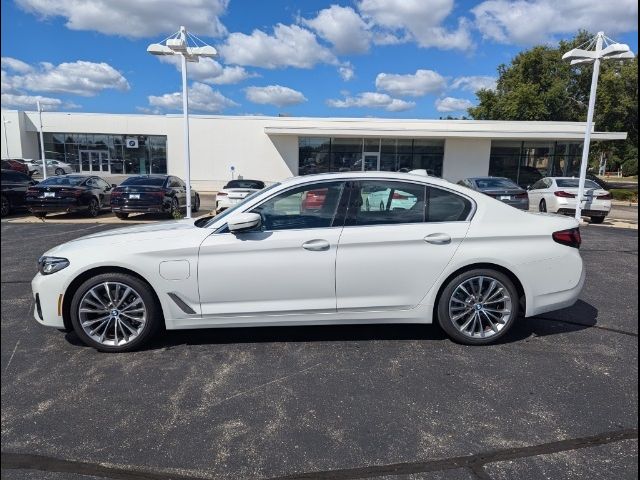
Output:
69 273 161 352
115 212 129 220
54 168 65 175
87 197 100 217
1 195 10 217
539 199 547 212
192 194 200 212
590 216 605 224
170 197 179 217
437 269 519 345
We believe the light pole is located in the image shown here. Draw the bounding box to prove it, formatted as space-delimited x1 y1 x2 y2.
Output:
2 115 10 159
147 26 217 219
37 101 48 180
562 32 635 221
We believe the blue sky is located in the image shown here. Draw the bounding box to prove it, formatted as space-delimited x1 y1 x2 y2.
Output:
1 0 638 118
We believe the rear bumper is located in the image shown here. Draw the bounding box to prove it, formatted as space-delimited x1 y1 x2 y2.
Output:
111 199 168 214
501 199 529 210
557 208 609 217
27 199 85 213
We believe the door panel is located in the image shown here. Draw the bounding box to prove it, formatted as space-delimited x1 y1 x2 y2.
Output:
336 222 470 311
198 228 342 316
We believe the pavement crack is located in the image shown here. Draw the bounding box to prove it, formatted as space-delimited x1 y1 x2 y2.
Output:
2 428 636 480
534 316 639 337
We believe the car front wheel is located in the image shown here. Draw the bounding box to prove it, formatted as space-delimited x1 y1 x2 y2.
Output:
1 195 10 217
69 273 161 352
87 197 100 217
590 216 605 224
539 199 547 212
437 269 519 345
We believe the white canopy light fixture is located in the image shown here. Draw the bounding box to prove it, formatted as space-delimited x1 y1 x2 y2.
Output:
562 32 635 221
147 26 218 218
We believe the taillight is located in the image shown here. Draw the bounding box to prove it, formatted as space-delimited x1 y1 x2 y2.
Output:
515 193 528 199
60 188 82 197
553 228 581 249
111 189 123 197
27 187 39 193
598 193 612 200
554 191 576 198
392 192 408 200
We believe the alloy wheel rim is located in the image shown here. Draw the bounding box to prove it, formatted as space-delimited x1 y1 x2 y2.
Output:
448 276 512 339
78 282 147 346
89 199 99 216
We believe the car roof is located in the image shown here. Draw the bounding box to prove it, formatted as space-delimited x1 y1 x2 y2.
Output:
466 176 514 181
281 171 454 188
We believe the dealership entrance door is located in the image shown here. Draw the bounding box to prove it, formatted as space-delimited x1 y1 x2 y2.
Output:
362 152 379 171
79 150 110 173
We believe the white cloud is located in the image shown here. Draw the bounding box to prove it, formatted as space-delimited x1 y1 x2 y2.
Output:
148 82 237 113
338 63 355 81
219 24 336 69
473 0 638 45
327 92 415 112
158 56 256 85
12 61 129 96
358 0 474 50
1 57 34 74
245 85 307 107
451 75 497 92
302 5 372 54
1 93 80 110
375 69 446 97
435 96 474 112
16 0 228 38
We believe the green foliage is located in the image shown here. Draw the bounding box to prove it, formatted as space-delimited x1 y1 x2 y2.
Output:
468 31 638 169
621 158 638 177
610 188 638 203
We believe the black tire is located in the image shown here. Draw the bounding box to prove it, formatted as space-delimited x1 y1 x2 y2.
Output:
87 197 100 217
115 212 129 220
192 194 200 212
1 195 10 217
590 216 606 224
55 168 65 176
169 197 179 217
437 268 520 346
69 272 162 352
539 199 547 213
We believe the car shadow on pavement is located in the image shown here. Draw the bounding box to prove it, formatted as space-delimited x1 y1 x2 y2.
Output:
62 300 599 351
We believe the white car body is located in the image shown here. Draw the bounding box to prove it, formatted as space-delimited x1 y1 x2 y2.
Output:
528 177 612 220
29 159 74 176
216 180 265 212
32 172 584 348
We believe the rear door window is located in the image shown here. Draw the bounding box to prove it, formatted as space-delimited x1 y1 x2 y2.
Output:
347 180 426 226
426 187 473 222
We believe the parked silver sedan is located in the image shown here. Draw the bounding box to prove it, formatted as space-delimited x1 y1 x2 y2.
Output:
458 177 529 210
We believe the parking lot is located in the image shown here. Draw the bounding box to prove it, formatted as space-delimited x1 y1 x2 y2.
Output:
1 220 638 479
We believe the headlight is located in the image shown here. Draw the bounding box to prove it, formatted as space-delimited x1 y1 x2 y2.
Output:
38 256 70 275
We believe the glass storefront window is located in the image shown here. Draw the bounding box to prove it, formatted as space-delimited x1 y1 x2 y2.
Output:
40 132 167 175
300 137 444 176
489 140 582 188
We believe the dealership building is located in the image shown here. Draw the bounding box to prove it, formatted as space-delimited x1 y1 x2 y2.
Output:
1 110 626 191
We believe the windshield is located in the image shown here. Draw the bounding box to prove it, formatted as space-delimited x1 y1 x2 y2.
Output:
121 176 166 187
556 179 601 189
199 183 281 228
474 178 520 189
38 176 86 186
224 180 265 189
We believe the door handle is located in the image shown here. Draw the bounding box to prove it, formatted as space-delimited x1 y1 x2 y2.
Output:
302 239 330 251
424 233 451 245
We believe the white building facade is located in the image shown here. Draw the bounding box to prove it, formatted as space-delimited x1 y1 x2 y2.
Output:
1 110 626 191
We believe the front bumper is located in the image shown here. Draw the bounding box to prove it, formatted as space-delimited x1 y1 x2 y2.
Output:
31 272 66 328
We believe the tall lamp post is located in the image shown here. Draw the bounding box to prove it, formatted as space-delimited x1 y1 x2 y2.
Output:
147 26 217 219
2 115 10 159
37 101 48 180
562 32 635 221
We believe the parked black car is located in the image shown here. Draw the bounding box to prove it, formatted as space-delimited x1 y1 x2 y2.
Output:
110 175 200 219
1 169 37 217
26 175 114 218
458 177 529 210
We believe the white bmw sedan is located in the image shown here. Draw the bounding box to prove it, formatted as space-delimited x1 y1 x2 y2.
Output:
32 172 585 352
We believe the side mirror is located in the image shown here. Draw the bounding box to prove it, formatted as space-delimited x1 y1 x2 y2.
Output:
526 185 532 191
228 212 261 233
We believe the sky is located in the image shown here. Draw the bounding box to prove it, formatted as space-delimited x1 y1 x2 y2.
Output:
1 0 638 119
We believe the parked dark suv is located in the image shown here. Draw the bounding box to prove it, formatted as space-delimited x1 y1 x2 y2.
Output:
1 169 37 217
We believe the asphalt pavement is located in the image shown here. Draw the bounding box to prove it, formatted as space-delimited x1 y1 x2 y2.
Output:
1 222 638 480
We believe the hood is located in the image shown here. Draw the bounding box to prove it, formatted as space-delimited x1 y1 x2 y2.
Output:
44 219 209 257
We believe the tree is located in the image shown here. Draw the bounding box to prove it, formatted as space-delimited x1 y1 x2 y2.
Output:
468 31 638 174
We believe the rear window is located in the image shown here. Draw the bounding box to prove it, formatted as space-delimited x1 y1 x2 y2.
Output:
121 176 166 187
224 180 265 189
474 178 520 189
38 176 86 186
556 179 600 189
